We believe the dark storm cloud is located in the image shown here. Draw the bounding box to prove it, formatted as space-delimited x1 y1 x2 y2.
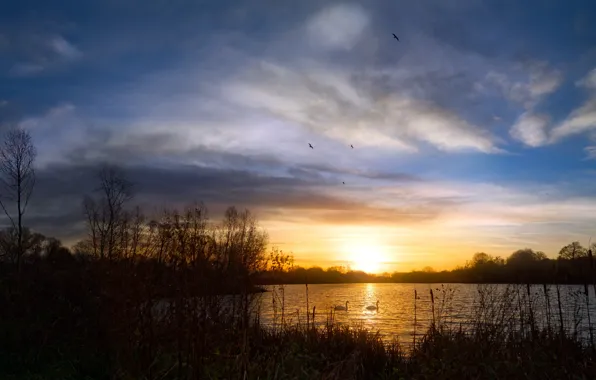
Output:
25 158 445 243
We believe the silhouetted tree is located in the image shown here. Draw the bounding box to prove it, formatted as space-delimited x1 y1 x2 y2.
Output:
471 252 492 267
328 265 348 274
216 206 268 282
558 241 587 260
44 237 73 266
0 227 45 263
83 165 133 260
0 228 73 267
72 239 94 256
0 129 36 271
507 248 546 266
269 247 294 272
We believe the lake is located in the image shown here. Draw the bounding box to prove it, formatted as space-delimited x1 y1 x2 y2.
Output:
255 283 596 347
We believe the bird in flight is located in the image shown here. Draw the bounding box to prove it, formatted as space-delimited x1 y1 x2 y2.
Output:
342 181 345 185
392 33 399 41
308 143 313 149
350 144 354 149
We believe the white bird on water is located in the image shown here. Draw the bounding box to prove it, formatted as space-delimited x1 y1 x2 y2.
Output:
334 301 349 311
366 300 379 311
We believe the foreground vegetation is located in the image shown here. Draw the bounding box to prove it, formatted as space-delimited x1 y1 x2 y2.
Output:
3 254 596 379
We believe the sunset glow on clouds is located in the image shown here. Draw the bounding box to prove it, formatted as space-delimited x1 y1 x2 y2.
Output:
1 0 596 271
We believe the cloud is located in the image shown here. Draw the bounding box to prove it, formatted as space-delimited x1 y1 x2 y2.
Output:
584 146 596 160
550 68 596 142
305 4 369 51
510 112 550 147
24 161 445 243
19 102 422 192
526 61 563 99
49 35 82 60
296 162 422 183
18 103 92 166
550 99 596 141
486 61 563 110
8 34 82 77
222 59 501 154
576 68 596 89
19 103 77 131
506 67 596 147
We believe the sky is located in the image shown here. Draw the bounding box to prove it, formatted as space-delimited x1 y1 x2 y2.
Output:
1 0 596 273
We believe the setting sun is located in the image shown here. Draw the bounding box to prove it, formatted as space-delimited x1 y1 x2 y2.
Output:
339 234 391 274
352 252 382 274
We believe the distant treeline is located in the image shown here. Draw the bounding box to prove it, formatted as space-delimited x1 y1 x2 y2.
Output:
257 244 596 285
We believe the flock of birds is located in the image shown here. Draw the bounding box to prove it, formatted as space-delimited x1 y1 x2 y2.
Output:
334 300 379 312
307 34 399 186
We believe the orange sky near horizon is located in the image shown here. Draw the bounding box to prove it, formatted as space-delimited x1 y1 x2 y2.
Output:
261 217 583 274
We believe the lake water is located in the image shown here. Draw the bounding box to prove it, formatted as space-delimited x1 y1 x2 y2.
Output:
254 283 596 347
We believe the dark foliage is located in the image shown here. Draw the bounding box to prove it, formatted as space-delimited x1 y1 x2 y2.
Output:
258 246 596 285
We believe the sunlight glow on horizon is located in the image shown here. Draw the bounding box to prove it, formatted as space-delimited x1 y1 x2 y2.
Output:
337 231 394 274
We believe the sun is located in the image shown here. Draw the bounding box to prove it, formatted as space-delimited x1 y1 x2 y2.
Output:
353 254 382 274
340 239 389 274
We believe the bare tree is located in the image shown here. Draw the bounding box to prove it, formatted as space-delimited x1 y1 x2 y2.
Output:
0 129 36 270
216 206 268 280
558 241 587 260
83 165 133 260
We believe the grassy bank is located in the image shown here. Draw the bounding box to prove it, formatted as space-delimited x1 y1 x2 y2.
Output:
3 310 595 379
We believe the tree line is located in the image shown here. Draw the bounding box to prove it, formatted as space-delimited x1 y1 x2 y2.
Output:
257 244 596 285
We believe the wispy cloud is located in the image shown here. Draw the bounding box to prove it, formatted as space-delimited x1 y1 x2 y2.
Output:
526 61 564 100
550 68 596 143
551 99 596 141
485 62 562 110
222 59 501 154
576 68 596 90
583 146 596 160
478 60 564 148
510 112 550 147
306 4 370 51
498 66 596 148
18 103 91 166
9 34 82 77
49 35 82 60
